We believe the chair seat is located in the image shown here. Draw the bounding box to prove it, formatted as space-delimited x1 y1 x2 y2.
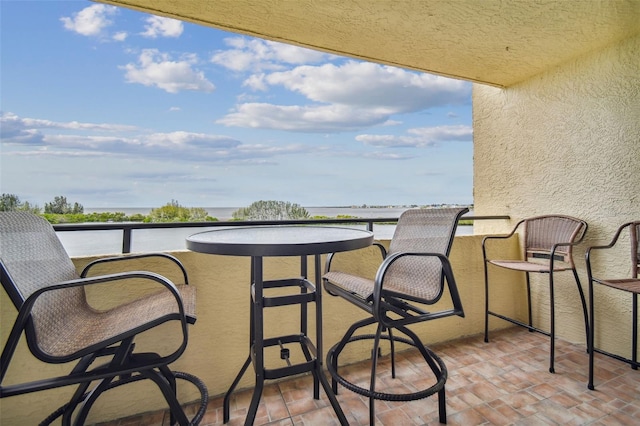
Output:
593 278 640 293
324 271 374 300
39 285 196 359
489 259 572 273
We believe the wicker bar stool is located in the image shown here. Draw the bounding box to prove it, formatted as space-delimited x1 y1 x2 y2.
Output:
483 215 589 374
587 220 640 390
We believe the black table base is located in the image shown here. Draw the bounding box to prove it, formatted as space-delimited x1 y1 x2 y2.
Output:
223 256 348 426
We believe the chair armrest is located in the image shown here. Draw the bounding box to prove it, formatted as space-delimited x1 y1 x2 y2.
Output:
481 219 524 262
372 251 464 323
585 222 636 279
324 241 386 274
81 253 189 285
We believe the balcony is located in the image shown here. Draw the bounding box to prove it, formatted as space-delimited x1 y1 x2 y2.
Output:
3 217 637 425
94 327 638 425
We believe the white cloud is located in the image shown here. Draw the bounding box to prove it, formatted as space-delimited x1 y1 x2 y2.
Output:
113 31 128 42
211 37 330 72
356 125 473 148
407 125 473 141
363 152 415 160
60 4 118 37
120 49 215 93
261 61 470 112
216 103 389 132
219 61 471 132
0 112 137 142
141 16 183 38
1 112 312 164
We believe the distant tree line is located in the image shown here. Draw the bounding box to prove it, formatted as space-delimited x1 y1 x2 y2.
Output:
0 194 218 223
0 193 41 214
0 195 311 223
232 200 309 220
1 194 468 225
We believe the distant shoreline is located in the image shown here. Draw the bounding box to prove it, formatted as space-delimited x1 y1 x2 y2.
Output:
84 205 472 222
85 205 454 210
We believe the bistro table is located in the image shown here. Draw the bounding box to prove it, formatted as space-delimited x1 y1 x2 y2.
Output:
186 225 374 425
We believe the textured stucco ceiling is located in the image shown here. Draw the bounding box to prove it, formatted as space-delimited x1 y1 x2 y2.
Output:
97 0 640 87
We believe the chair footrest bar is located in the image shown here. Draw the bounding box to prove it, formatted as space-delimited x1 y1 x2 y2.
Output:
326 333 447 402
487 311 551 337
35 370 208 426
593 347 640 369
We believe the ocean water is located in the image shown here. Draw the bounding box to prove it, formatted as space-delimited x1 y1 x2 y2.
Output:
58 207 472 257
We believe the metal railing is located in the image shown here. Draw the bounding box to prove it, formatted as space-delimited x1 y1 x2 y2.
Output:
53 215 509 254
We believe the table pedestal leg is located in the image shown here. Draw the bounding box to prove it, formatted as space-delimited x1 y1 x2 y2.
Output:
223 255 347 425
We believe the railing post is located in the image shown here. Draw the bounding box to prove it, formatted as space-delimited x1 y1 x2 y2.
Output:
122 228 132 254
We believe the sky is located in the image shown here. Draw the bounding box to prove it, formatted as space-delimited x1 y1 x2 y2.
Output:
0 1 473 209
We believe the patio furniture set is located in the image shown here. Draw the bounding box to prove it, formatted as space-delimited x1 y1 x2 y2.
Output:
0 211 637 425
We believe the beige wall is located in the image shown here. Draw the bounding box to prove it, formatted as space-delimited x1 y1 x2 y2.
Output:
0 234 521 424
473 35 640 349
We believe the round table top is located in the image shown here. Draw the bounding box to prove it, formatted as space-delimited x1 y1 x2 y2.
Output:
186 225 374 257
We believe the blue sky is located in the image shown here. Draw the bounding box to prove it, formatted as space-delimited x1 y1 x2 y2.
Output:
1 1 473 209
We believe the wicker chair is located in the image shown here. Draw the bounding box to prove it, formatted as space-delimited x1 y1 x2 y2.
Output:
0 212 207 425
323 207 468 424
587 220 640 390
483 215 589 374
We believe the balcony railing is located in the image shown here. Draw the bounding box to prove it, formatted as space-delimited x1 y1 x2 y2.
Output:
53 215 509 254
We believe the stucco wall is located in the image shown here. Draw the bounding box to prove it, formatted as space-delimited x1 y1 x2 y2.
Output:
473 35 639 351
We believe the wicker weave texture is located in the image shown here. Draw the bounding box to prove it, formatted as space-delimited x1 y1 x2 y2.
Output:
592 221 640 293
524 215 585 263
385 208 462 301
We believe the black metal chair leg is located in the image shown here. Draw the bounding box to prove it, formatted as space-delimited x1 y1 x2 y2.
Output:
526 273 533 331
588 277 596 390
61 382 93 425
572 269 591 351
483 261 490 343
368 323 384 425
398 324 448 424
388 327 396 379
71 377 116 426
439 386 447 424
328 316 378 394
158 364 180 426
633 294 638 370
142 369 190 426
549 274 556 374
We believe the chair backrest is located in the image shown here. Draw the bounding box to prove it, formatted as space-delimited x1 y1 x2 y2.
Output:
523 215 587 266
0 212 87 354
385 207 468 303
